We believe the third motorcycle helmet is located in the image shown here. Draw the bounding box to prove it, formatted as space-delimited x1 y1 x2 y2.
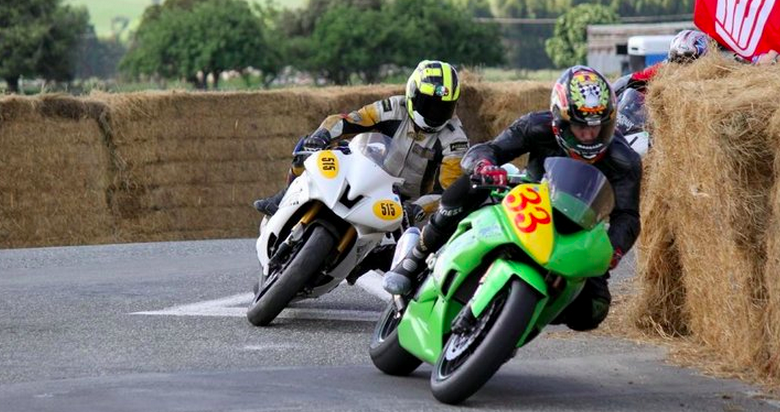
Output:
668 29 709 64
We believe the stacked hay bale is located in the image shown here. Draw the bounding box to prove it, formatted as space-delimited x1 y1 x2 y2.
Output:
85 81 550 244
0 81 551 248
460 81 552 142
763 110 780 379
636 53 779 380
97 86 402 242
0 96 114 248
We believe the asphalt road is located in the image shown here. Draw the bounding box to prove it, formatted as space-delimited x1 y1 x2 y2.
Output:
0 239 777 412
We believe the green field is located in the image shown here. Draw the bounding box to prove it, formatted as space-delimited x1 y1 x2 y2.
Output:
66 0 306 38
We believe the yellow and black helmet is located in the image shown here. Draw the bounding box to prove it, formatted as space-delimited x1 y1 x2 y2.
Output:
406 60 460 133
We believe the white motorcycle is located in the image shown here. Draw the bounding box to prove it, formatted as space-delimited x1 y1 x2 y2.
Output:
616 88 651 158
247 133 406 326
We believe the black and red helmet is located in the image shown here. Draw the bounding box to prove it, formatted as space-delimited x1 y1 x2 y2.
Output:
550 66 617 162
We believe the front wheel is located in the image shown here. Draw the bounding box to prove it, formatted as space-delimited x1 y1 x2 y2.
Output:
430 279 539 405
247 226 335 326
369 302 422 376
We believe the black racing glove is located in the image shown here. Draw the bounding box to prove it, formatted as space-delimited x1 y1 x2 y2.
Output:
403 202 426 225
303 130 331 151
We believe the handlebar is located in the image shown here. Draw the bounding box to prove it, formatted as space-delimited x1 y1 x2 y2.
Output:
470 183 514 191
292 145 351 157
469 175 528 192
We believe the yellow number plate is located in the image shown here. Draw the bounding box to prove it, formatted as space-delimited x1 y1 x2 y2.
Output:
317 151 339 179
373 200 402 221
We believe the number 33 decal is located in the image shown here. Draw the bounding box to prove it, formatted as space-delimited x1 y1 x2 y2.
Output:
506 187 551 233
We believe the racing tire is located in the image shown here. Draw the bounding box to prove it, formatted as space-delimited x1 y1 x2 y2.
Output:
430 279 539 404
369 301 422 376
247 226 335 326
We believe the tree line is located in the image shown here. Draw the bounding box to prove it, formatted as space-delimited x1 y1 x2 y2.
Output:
0 0 694 92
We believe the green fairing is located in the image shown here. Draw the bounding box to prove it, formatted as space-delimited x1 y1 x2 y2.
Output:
398 276 464 364
396 191 614 361
541 221 613 277
398 206 508 363
432 206 519 297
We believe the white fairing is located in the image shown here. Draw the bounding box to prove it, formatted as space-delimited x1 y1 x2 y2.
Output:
256 133 405 299
625 131 650 159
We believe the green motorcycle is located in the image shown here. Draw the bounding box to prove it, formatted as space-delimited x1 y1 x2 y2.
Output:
369 157 615 405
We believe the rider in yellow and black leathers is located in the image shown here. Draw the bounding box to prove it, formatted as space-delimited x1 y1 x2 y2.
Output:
253 60 471 216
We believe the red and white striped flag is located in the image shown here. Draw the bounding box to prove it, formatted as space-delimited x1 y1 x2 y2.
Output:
694 0 780 60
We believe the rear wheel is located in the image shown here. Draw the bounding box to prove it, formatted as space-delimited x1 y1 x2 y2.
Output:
430 279 539 404
247 226 335 326
369 301 422 376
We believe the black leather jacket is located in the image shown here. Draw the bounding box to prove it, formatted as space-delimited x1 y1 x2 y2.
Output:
462 111 642 255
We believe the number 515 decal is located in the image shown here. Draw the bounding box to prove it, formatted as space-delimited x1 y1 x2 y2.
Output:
317 151 339 179
373 200 402 221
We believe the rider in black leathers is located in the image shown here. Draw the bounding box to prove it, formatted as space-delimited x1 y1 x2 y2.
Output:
383 65 642 331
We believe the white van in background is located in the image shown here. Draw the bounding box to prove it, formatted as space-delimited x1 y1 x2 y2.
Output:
627 35 675 72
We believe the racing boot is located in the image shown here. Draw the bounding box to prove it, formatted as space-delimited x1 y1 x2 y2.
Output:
382 221 451 295
552 273 611 331
253 187 287 216
382 244 428 295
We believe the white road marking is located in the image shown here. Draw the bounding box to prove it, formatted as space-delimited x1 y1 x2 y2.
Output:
243 344 301 351
354 270 391 301
131 271 390 321
131 293 252 317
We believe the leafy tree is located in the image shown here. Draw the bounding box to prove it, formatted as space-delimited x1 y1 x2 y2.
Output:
454 0 494 18
74 26 127 80
299 0 504 85
304 6 394 85
491 0 695 69
604 0 694 16
492 0 695 17
120 0 282 89
0 0 89 93
387 0 505 68
277 0 382 38
545 3 619 68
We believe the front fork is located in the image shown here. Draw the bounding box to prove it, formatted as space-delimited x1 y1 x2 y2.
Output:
269 201 357 279
267 202 325 274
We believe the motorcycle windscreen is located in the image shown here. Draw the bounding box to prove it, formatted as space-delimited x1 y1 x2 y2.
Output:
615 88 647 136
348 133 394 172
542 157 615 230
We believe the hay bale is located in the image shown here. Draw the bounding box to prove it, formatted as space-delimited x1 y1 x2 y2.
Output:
761 109 780 380
459 81 551 143
632 143 688 336
639 53 779 378
95 87 406 242
0 96 114 248
0 82 562 247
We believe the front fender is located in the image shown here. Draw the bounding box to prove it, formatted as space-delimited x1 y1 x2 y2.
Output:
469 259 550 345
470 259 548 318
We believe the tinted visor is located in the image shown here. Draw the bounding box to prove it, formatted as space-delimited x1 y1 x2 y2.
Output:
542 157 614 229
412 93 456 127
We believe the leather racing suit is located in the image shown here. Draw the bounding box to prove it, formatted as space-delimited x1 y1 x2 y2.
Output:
407 110 642 330
293 95 470 200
